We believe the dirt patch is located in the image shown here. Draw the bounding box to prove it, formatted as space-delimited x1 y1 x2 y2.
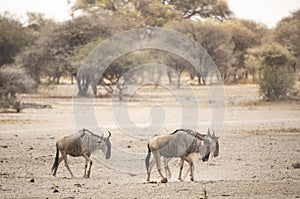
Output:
0 84 299 198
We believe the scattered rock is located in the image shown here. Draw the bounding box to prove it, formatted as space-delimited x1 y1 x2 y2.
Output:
127 145 131 148
53 189 59 193
29 178 35 183
108 181 111 184
292 162 300 169
0 145 8 148
222 194 231 197
50 185 59 190
74 183 83 187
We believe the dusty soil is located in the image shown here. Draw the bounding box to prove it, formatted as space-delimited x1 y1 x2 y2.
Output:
1 84 300 198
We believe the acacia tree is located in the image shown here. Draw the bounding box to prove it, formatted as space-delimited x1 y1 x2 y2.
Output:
244 54 260 82
274 9 300 74
166 19 232 84
71 0 232 23
225 19 267 82
0 14 32 67
163 0 233 20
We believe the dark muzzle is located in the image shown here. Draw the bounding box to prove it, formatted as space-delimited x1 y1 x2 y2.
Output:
202 152 210 162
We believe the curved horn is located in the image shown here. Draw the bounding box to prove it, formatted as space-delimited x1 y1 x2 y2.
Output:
207 128 211 137
107 131 111 138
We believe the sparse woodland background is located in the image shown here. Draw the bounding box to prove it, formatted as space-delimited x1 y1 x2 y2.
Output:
1 0 300 111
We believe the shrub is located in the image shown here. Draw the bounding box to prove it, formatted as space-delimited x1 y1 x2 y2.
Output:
247 43 296 101
0 64 35 112
259 65 295 100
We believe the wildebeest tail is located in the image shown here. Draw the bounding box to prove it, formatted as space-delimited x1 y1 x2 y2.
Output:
52 143 59 173
145 143 151 171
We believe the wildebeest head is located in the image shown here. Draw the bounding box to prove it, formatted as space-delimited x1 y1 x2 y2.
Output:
99 131 111 159
200 128 219 162
104 131 111 159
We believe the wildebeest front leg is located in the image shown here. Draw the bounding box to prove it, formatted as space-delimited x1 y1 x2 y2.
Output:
182 155 194 181
83 154 92 178
164 157 171 179
84 158 88 177
178 158 184 181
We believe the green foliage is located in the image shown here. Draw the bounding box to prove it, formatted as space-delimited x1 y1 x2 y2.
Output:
0 15 32 67
274 9 300 57
1 0 298 101
163 0 233 20
259 65 294 101
249 43 296 100
244 54 261 82
0 64 35 112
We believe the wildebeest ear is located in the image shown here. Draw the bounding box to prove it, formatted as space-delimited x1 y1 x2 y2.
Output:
107 131 111 139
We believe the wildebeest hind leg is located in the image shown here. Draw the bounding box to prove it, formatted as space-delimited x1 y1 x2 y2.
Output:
147 158 156 182
53 156 64 176
153 151 167 182
62 152 74 178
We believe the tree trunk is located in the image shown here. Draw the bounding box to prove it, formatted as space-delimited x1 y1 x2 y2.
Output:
177 71 181 89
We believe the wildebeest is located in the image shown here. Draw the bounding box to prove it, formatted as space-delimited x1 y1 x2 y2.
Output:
52 128 111 178
145 128 219 183
148 129 219 181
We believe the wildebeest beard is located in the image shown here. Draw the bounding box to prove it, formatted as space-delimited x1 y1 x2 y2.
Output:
201 145 210 162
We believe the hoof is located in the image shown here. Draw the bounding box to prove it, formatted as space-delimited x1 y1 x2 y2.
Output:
161 178 168 183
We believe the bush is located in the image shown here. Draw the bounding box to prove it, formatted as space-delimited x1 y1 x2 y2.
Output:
0 64 35 112
247 43 296 101
259 65 295 100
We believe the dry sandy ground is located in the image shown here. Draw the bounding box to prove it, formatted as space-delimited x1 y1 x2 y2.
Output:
0 84 300 198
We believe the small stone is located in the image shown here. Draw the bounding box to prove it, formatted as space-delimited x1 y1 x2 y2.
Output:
222 194 231 197
53 189 59 193
292 162 300 169
29 178 35 183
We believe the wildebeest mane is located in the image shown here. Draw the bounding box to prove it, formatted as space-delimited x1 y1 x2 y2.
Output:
81 128 103 139
171 128 219 157
171 128 205 140
78 129 103 154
